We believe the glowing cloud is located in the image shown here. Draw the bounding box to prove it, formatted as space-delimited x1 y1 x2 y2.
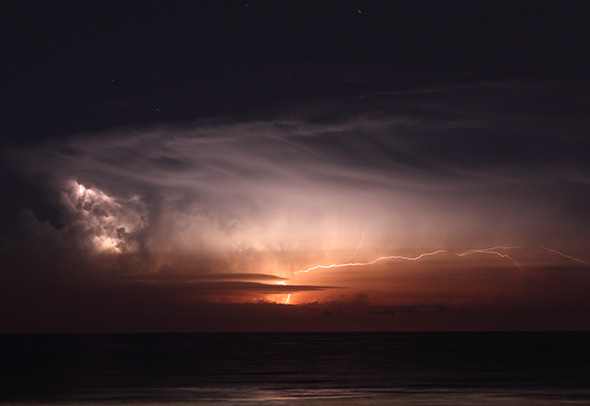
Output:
59 181 147 253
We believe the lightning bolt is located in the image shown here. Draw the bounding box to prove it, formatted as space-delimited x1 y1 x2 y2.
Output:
295 245 590 275
295 249 449 274
542 247 589 264
294 246 535 275
344 232 365 262
277 280 291 303
455 247 520 266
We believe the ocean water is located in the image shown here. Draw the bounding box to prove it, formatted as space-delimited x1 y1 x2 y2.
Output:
1 332 589 405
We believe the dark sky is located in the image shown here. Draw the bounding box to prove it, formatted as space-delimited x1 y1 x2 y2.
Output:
4 0 589 140
2 1 590 332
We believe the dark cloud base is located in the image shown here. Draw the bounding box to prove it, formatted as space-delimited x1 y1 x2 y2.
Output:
2 291 587 333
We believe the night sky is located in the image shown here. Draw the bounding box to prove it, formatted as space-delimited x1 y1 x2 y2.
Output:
2 1 590 332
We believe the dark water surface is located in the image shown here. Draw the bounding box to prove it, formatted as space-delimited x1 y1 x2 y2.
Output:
1 332 589 405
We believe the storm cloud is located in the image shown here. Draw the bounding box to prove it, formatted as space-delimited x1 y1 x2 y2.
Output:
2 80 590 331
6 81 589 257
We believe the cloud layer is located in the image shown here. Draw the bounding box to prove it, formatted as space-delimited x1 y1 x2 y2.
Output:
2 80 590 331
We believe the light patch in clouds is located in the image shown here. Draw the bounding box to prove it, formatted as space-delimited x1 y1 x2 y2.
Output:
59 181 147 253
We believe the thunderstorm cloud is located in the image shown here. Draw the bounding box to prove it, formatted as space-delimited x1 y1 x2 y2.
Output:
2 80 590 331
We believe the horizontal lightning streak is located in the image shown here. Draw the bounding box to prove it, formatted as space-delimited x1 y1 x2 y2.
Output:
542 247 589 264
456 247 520 266
295 246 590 275
295 249 448 274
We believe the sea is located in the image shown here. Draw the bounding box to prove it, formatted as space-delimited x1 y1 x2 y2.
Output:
1 332 589 405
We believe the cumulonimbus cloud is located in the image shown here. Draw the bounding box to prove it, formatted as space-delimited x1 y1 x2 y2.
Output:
2 80 589 285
